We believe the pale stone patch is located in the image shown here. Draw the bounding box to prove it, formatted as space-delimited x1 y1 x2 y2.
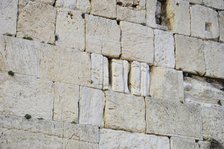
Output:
76 0 90 13
55 0 77 9
55 0 90 13
171 137 200 149
203 0 224 10
219 11 224 42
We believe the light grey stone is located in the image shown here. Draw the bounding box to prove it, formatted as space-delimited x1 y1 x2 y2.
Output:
105 91 145 133
146 0 157 28
76 0 90 13
55 0 76 9
120 21 154 64
63 139 98 149
19 0 55 7
203 0 224 10
219 11 224 42
171 137 200 149
188 0 202 4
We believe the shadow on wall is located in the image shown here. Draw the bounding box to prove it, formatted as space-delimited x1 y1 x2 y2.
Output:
210 139 224 149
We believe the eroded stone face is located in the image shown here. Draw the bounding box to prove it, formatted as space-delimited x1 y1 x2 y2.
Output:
219 11 224 42
55 0 77 9
171 137 200 149
203 0 224 10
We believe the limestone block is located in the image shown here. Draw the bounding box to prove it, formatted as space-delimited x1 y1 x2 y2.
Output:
0 0 18 35
190 5 219 39
203 0 224 10
17 1 56 43
79 87 105 127
56 9 85 51
91 0 116 19
154 29 175 68
91 53 109 90
63 139 98 149
204 41 224 79
130 61 150 96
19 0 55 7
0 73 53 120
55 0 76 9
171 137 200 149
86 15 121 58
175 35 205 75
76 0 90 13
146 98 202 139
105 91 145 133
53 82 79 123
111 59 129 93
121 21 154 64
146 0 157 28
219 11 224 42
100 129 169 149
150 67 184 102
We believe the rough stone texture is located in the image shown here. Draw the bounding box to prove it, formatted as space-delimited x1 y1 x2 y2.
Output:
203 0 224 10
154 29 175 68
79 87 105 127
146 0 157 28
166 0 190 35
188 0 202 4
105 91 145 133
111 59 129 93
86 15 121 58
55 0 77 9
175 35 205 75
91 0 116 19
56 9 85 51
150 67 184 102
55 0 90 13
100 129 169 149
0 0 18 35
121 21 154 64
53 82 79 123
190 5 219 39
0 72 53 120
204 41 224 79
171 137 200 149
219 11 224 42
17 1 56 44
76 0 90 13
146 98 202 139
19 0 55 7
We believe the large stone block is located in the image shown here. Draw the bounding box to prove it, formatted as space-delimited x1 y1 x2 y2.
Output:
190 5 219 39
19 0 55 7
100 129 169 149
150 67 184 102
17 1 56 43
146 98 202 139
219 11 224 42
63 139 98 149
120 21 154 64
105 91 145 133
146 0 157 28
175 35 205 75
0 0 18 35
203 0 224 10
0 72 53 120
204 41 224 79
79 87 105 127
171 137 200 149
86 15 121 58
154 29 175 68
56 9 85 51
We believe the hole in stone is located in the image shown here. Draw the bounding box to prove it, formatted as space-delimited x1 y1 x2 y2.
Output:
81 13 85 19
117 1 123 6
8 71 15 77
205 22 212 32
155 0 167 26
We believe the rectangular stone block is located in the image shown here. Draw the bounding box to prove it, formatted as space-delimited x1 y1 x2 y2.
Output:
105 91 145 133
17 1 56 43
19 0 55 7
146 98 202 139
219 11 224 42
56 0 90 13
146 0 157 28
150 67 184 102
190 5 219 39
154 29 175 68
86 15 121 58
79 87 105 127
203 0 224 10
100 129 169 149
0 0 18 35
175 35 205 75
56 9 85 51
171 137 200 149
121 21 154 64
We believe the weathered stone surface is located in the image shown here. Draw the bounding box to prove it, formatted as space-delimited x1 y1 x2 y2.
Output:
0 36 5 71
0 0 18 35
146 98 202 139
203 0 224 10
56 9 85 51
0 73 53 120
55 0 76 9
188 0 202 4
166 0 190 35
105 91 145 133
146 0 157 28
190 5 219 39
154 29 175 68
219 11 224 42
100 129 169 149
121 21 154 64
63 139 98 149
111 59 129 93
79 87 105 127
91 0 116 19
150 67 184 102
19 0 55 7
171 137 200 149
17 1 56 43
53 82 79 123
204 41 224 79
86 15 121 58
76 0 90 13
175 35 205 75
198 141 211 149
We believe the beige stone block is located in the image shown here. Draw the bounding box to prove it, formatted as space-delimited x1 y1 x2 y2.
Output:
17 1 56 43
146 98 202 139
175 35 205 75
146 0 157 28
190 5 219 39
219 11 224 42
121 21 154 64
56 9 85 51
154 29 175 68
203 0 224 10
171 137 200 149
0 0 18 35
86 15 121 58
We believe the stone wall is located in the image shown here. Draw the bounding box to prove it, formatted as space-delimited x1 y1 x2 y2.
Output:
0 0 224 148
